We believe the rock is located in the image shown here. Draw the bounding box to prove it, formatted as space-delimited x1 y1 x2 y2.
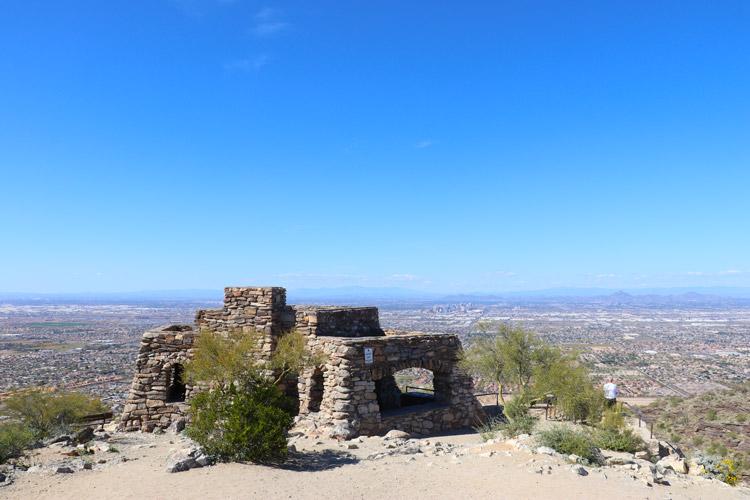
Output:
535 446 556 456
168 418 186 434
82 462 93 470
166 445 213 473
73 427 95 444
347 443 359 449
657 455 688 474
570 465 588 476
634 450 649 460
384 430 411 440
56 466 75 474
0 472 6 483
45 435 72 447
604 451 635 466
567 454 581 464
329 423 356 440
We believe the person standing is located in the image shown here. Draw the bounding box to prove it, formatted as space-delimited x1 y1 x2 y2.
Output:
603 378 619 408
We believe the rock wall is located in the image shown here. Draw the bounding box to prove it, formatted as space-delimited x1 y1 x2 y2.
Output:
121 286 482 437
119 325 196 431
296 333 483 438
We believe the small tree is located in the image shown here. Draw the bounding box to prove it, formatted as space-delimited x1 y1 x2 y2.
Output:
185 328 321 463
3 389 107 439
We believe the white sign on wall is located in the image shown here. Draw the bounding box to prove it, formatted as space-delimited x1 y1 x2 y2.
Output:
364 347 374 365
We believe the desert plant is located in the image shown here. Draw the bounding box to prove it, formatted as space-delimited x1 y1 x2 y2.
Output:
2 389 107 439
534 353 604 423
593 428 645 453
696 454 741 486
537 426 602 465
185 329 319 463
0 422 35 464
187 378 293 463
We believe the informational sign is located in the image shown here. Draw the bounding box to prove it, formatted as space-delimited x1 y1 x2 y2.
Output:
364 347 374 365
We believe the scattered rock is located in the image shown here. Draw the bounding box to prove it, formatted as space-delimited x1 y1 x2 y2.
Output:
535 446 556 456
82 462 93 470
570 465 588 476
166 445 213 473
634 451 649 461
45 435 72 447
657 455 688 474
347 443 359 449
329 423 356 440
384 430 411 440
168 418 186 434
56 466 75 474
73 427 95 444
604 451 635 466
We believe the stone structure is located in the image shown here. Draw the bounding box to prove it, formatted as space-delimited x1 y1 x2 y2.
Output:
120 286 483 437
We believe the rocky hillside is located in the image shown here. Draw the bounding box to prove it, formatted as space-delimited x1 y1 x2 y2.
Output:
641 381 750 480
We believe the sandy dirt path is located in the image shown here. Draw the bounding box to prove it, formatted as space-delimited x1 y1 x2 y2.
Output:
3 430 746 500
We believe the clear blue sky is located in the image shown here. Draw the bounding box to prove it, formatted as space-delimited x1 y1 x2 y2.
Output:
1 1 749 293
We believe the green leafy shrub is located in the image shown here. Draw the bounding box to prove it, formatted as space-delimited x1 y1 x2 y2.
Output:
2 389 107 439
184 329 319 463
187 379 293 463
537 426 602 465
0 422 35 464
705 409 718 421
593 428 645 453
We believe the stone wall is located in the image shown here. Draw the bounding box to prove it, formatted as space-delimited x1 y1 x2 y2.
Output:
291 306 383 337
119 325 196 431
121 285 482 437
296 333 483 438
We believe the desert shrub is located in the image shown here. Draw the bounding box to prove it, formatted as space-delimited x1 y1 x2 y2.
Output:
502 415 537 437
696 454 741 486
0 422 35 463
187 378 293 463
185 329 317 463
534 355 604 423
474 415 536 440
705 409 717 421
598 408 625 432
475 417 506 441
593 428 645 453
2 389 107 439
735 414 747 424
537 426 602 465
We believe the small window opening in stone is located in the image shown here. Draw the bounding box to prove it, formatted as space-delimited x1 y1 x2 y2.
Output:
307 368 324 412
166 364 186 403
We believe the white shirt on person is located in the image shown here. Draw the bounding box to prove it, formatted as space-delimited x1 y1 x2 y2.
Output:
603 382 618 400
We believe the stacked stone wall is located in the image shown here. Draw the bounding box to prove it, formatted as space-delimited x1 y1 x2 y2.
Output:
121 285 482 437
296 333 483 437
119 325 197 431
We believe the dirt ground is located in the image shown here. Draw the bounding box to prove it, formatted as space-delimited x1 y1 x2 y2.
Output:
3 427 747 500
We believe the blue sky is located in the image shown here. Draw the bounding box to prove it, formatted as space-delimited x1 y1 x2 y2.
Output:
1 1 749 293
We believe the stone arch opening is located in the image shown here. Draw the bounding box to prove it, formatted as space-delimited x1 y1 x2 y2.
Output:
375 366 448 414
166 363 186 403
307 367 325 412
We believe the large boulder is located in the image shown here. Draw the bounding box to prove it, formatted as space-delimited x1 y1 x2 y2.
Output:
657 455 688 474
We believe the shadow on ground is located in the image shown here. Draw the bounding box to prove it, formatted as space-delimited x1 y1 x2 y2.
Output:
276 449 359 472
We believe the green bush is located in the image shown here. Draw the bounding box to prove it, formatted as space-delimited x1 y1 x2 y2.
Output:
184 329 317 463
593 428 645 453
0 422 35 464
537 426 602 465
187 379 293 463
474 414 536 440
2 389 107 439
